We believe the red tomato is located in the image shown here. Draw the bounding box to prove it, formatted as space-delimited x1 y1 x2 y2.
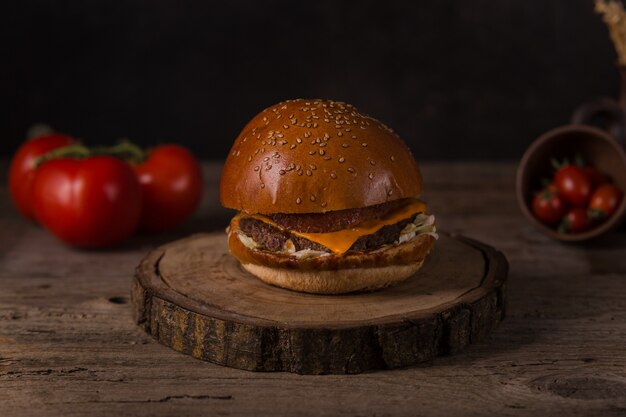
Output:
532 189 567 226
134 145 203 232
589 184 623 219
561 207 591 233
8 133 75 219
31 156 142 247
581 166 608 189
554 165 592 207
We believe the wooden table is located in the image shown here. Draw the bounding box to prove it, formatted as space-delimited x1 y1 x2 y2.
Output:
1 162 625 417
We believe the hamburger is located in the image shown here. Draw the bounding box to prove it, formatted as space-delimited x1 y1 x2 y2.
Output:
220 99 437 294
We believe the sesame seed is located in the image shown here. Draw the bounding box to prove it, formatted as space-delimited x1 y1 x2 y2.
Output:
254 166 260 171
310 195 316 202
319 142 327 147
321 202 328 208
304 131 311 138
330 172 337 179
388 190 393 196
263 157 270 162
297 170 303 176
283 124 289 129
347 167 355 173
351 135 357 139
319 149 325 155
342 143 349 148
306 170 312 176
296 137 302 144
279 170 286 175
309 150 316 155
323 156 331 160
337 132 343 137
290 144 296 149
390 155 396 161
361 143 367 147
248 156 252 162
369 160 376 165
266 165 272 170
310 164 317 170
339 157 345 163
296 197 302 204
260 183 265 189
313 123 318 128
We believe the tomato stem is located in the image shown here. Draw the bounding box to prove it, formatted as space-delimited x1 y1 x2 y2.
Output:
574 153 586 167
92 140 147 164
35 140 148 166
35 144 92 166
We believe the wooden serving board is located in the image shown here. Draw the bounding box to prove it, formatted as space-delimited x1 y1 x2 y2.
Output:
131 233 507 374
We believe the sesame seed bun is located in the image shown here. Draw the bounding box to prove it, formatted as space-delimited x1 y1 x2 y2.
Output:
220 99 423 214
220 98 434 294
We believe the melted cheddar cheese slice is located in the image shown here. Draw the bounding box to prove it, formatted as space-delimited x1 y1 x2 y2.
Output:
235 199 426 254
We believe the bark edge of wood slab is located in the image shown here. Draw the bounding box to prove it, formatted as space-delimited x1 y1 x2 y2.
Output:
131 232 508 374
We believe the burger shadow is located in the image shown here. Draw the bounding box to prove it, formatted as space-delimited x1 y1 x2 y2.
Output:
405 232 626 373
100 207 235 253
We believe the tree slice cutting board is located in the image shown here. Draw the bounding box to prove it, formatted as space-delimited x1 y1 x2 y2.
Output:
131 233 507 374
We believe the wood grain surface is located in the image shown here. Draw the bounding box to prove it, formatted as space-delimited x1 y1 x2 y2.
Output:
1 162 626 416
132 233 506 374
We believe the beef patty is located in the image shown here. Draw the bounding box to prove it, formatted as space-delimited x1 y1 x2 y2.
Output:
237 216 414 254
266 199 409 233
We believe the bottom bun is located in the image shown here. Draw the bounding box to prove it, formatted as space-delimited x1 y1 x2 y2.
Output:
241 261 425 294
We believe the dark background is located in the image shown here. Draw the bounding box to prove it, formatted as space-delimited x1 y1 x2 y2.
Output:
1 0 619 161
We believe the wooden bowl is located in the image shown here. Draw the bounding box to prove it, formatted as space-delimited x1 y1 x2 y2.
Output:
516 124 626 242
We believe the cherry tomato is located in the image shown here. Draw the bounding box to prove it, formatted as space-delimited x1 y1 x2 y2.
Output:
581 166 608 189
532 189 567 226
554 165 592 207
589 184 623 219
8 133 75 219
561 207 591 233
134 145 203 232
31 156 142 247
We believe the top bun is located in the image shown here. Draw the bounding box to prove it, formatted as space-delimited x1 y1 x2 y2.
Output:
220 99 423 214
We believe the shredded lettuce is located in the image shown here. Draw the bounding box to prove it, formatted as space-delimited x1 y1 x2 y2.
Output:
398 213 438 244
236 232 259 249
